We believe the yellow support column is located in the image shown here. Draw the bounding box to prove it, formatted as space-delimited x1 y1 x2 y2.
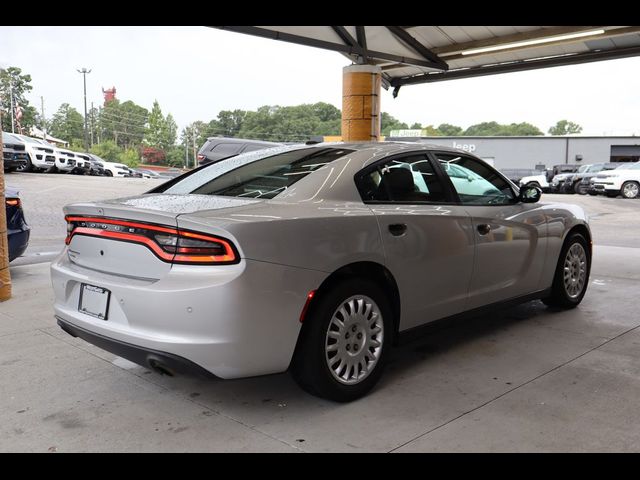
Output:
0 127 12 302
342 65 382 142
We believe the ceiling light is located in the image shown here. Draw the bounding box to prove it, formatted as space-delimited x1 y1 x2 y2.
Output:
461 29 606 56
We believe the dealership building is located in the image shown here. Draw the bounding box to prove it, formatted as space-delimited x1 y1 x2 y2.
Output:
385 134 640 170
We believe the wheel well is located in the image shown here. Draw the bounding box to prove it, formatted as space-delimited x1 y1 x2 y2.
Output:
567 224 592 256
312 262 401 343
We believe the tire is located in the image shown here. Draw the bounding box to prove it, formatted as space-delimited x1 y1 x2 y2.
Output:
291 278 392 402
526 182 541 189
543 232 590 309
16 156 33 173
574 182 587 195
621 181 640 199
104 170 113 177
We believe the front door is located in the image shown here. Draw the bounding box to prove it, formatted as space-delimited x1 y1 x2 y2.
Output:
434 152 548 308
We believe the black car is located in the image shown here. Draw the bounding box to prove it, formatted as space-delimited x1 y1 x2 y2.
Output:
197 137 282 166
5 187 30 262
2 132 28 173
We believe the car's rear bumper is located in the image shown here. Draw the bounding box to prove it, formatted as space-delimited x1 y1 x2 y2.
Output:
51 250 326 379
8 228 30 262
57 316 217 378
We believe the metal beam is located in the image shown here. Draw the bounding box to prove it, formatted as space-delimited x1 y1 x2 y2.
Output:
391 45 640 87
212 26 446 70
386 26 449 70
331 26 366 61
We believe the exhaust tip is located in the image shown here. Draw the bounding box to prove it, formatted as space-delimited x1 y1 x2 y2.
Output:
147 357 175 377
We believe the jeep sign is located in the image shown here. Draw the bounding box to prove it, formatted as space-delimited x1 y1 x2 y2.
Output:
453 141 476 152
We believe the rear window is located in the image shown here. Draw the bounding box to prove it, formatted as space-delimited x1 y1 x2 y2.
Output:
164 146 354 199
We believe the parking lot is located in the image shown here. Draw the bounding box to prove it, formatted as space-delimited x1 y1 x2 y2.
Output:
2 172 640 452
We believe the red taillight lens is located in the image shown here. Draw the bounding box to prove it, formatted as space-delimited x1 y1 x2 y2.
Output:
65 216 238 264
197 154 205 161
6 198 20 208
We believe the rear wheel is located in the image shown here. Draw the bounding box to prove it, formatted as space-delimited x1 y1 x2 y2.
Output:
291 279 391 402
543 232 590 308
621 181 640 199
104 170 113 177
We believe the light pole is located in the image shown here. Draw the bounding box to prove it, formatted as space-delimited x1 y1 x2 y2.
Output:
77 68 91 151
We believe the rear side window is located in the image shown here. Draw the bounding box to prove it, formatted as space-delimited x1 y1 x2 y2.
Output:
357 154 447 203
165 146 354 199
209 143 243 156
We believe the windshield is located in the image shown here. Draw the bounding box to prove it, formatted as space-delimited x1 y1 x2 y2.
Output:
164 146 354 199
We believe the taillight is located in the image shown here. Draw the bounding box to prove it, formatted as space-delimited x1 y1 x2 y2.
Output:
197 154 205 161
65 216 238 265
6 198 21 208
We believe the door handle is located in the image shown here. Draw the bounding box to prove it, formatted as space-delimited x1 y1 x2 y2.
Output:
477 224 491 235
388 223 407 236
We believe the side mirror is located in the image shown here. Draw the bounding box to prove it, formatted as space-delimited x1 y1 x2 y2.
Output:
520 185 542 203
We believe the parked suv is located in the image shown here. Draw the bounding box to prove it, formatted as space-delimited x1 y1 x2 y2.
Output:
2 132 28 172
560 163 623 195
14 134 57 172
591 162 640 198
197 137 282 166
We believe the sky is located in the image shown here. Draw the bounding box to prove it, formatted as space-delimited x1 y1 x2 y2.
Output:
1 25 639 136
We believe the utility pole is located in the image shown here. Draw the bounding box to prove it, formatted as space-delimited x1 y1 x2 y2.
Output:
90 101 94 147
184 140 188 168
192 132 197 170
77 68 91 151
40 96 46 141
9 79 15 133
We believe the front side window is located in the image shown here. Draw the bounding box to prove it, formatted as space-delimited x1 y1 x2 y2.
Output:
357 154 447 203
435 153 516 205
165 146 354 199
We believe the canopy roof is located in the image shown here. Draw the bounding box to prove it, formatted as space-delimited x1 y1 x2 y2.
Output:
212 26 640 95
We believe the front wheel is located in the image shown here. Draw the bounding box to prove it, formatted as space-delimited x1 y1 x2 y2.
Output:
291 279 392 402
543 232 590 309
621 181 640 199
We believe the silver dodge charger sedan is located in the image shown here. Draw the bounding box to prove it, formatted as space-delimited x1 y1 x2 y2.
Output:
52 142 591 401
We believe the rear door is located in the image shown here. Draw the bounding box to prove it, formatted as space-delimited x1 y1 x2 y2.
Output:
357 152 475 331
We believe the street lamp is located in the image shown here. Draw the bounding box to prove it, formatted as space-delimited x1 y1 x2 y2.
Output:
77 68 91 151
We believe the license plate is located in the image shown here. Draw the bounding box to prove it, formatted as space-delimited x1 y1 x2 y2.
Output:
78 284 111 320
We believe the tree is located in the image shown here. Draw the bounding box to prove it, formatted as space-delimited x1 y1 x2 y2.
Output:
90 140 121 162
464 121 542 136
422 125 440 136
437 123 464 136
163 113 177 148
145 100 165 148
49 103 84 144
410 122 422 129
118 148 140 168
380 112 408 136
100 99 148 148
0 66 37 133
548 120 583 135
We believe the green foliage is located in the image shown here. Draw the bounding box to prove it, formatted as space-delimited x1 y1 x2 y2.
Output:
463 121 542 136
437 123 464 136
49 103 84 144
166 146 185 167
410 122 422 129
236 103 341 142
380 112 408 136
548 120 583 135
0 66 37 132
69 139 85 151
100 99 148 148
145 100 177 151
90 140 121 162
118 148 140 168
422 125 440 136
